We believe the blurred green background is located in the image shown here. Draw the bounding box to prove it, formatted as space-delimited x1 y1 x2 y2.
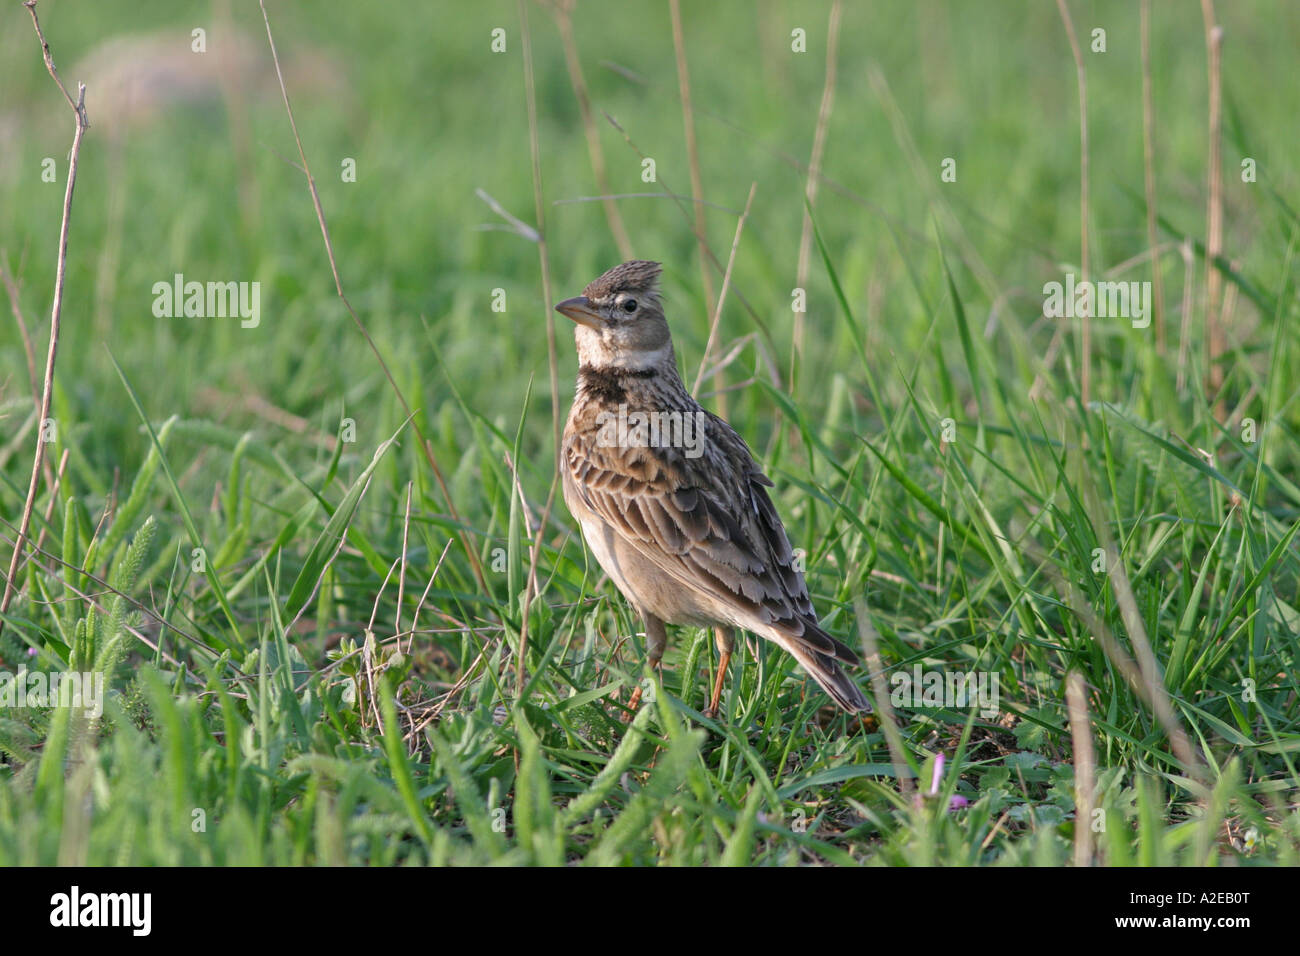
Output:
1 1 1298 866
2 0 1295 475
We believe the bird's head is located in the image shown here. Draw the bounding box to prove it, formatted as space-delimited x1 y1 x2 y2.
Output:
555 260 672 370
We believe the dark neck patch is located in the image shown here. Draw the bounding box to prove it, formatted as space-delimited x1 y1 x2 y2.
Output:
578 364 657 404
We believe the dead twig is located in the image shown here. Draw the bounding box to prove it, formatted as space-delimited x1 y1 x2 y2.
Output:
1140 0 1167 354
693 183 757 397
669 0 717 322
0 254 41 409
1066 672 1096 866
1056 0 1091 409
550 0 633 260
515 0 565 702
1201 1 1225 415
1 2 89 641
856 606 914 797
793 0 843 382
256 0 489 596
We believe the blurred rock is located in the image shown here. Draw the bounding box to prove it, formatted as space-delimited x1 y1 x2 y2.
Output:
66 27 347 138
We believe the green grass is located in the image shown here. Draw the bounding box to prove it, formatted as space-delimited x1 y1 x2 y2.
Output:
0 0 1297 865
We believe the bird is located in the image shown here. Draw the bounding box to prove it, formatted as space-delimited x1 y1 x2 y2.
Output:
555 260 869 718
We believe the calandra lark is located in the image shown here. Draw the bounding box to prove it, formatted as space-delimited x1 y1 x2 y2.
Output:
555 260 869 718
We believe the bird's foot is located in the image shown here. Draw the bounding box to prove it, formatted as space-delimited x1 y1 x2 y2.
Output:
622 684 644 722
622 663 661 721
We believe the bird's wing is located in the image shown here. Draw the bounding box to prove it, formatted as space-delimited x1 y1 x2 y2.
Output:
562 419 858 666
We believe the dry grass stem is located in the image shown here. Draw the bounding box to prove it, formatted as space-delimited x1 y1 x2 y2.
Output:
0 255 41 408
1024 530 1207 791
1201 1 1225 414
1140 0 1167 354
856 604 913 797
1056 0 1091 409
0 2 89 641
1066 672 1096 866
600 110 779 369
669 0 717 320
793 0 843 379
1177 238 1196 392
256 0 489 595
551 0 634 259
693 182 757 396
515 0 567 701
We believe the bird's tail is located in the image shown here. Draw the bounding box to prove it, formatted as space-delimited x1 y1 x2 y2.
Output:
780 636 871 713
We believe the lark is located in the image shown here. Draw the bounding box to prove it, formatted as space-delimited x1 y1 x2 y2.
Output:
555 260 869 718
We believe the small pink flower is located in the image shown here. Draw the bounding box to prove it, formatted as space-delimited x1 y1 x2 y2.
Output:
928 755 945 796
923 754 969 811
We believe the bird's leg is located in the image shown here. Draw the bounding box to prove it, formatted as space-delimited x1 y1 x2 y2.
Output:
703 626 735 719
625 613 667 717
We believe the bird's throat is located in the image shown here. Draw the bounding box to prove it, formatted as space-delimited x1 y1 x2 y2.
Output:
577 364 659 405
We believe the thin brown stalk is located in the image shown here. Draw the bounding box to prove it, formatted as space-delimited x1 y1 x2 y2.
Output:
516 0 564 700
195 386 340 451
694 331 781 393
601 111 780 371
1029 326 1064 403
553 192 740 215
0 255 56 497
669 0 717 321
1056 0 1091 409
793 0 843 382
0 3 88 642
395 481 412 645
407 645 492 737
866 67 998 295
475 186 541 241
667 0 731 416
518 0 561 464
405 538 454 656
1066 672 1096 866
516 477 560 698
0 254 41 408
362 562 398 728
1103 540 1207 788
856 605 913 797
693 182 757 396
29 448 69 577
604 65 934 251
1177 238 1196 392
1025 530 1206 791
1140 0 1167 354
551 0 633 260
256 1 488 595
1220 262 1239 378
0 515 203 665
502 452 538 539
1201 1 1225 415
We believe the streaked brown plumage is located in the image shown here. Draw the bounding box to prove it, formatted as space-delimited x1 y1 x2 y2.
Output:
555 260 869 716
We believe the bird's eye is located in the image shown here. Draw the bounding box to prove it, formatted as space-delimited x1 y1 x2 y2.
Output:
622 298 638 313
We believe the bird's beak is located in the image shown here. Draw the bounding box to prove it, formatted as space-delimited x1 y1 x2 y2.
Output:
554 295 604 331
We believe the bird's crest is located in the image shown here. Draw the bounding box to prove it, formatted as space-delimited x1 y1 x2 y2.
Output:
583 260 662 301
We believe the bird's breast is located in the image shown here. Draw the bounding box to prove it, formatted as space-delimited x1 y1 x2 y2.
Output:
571 502 720 628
